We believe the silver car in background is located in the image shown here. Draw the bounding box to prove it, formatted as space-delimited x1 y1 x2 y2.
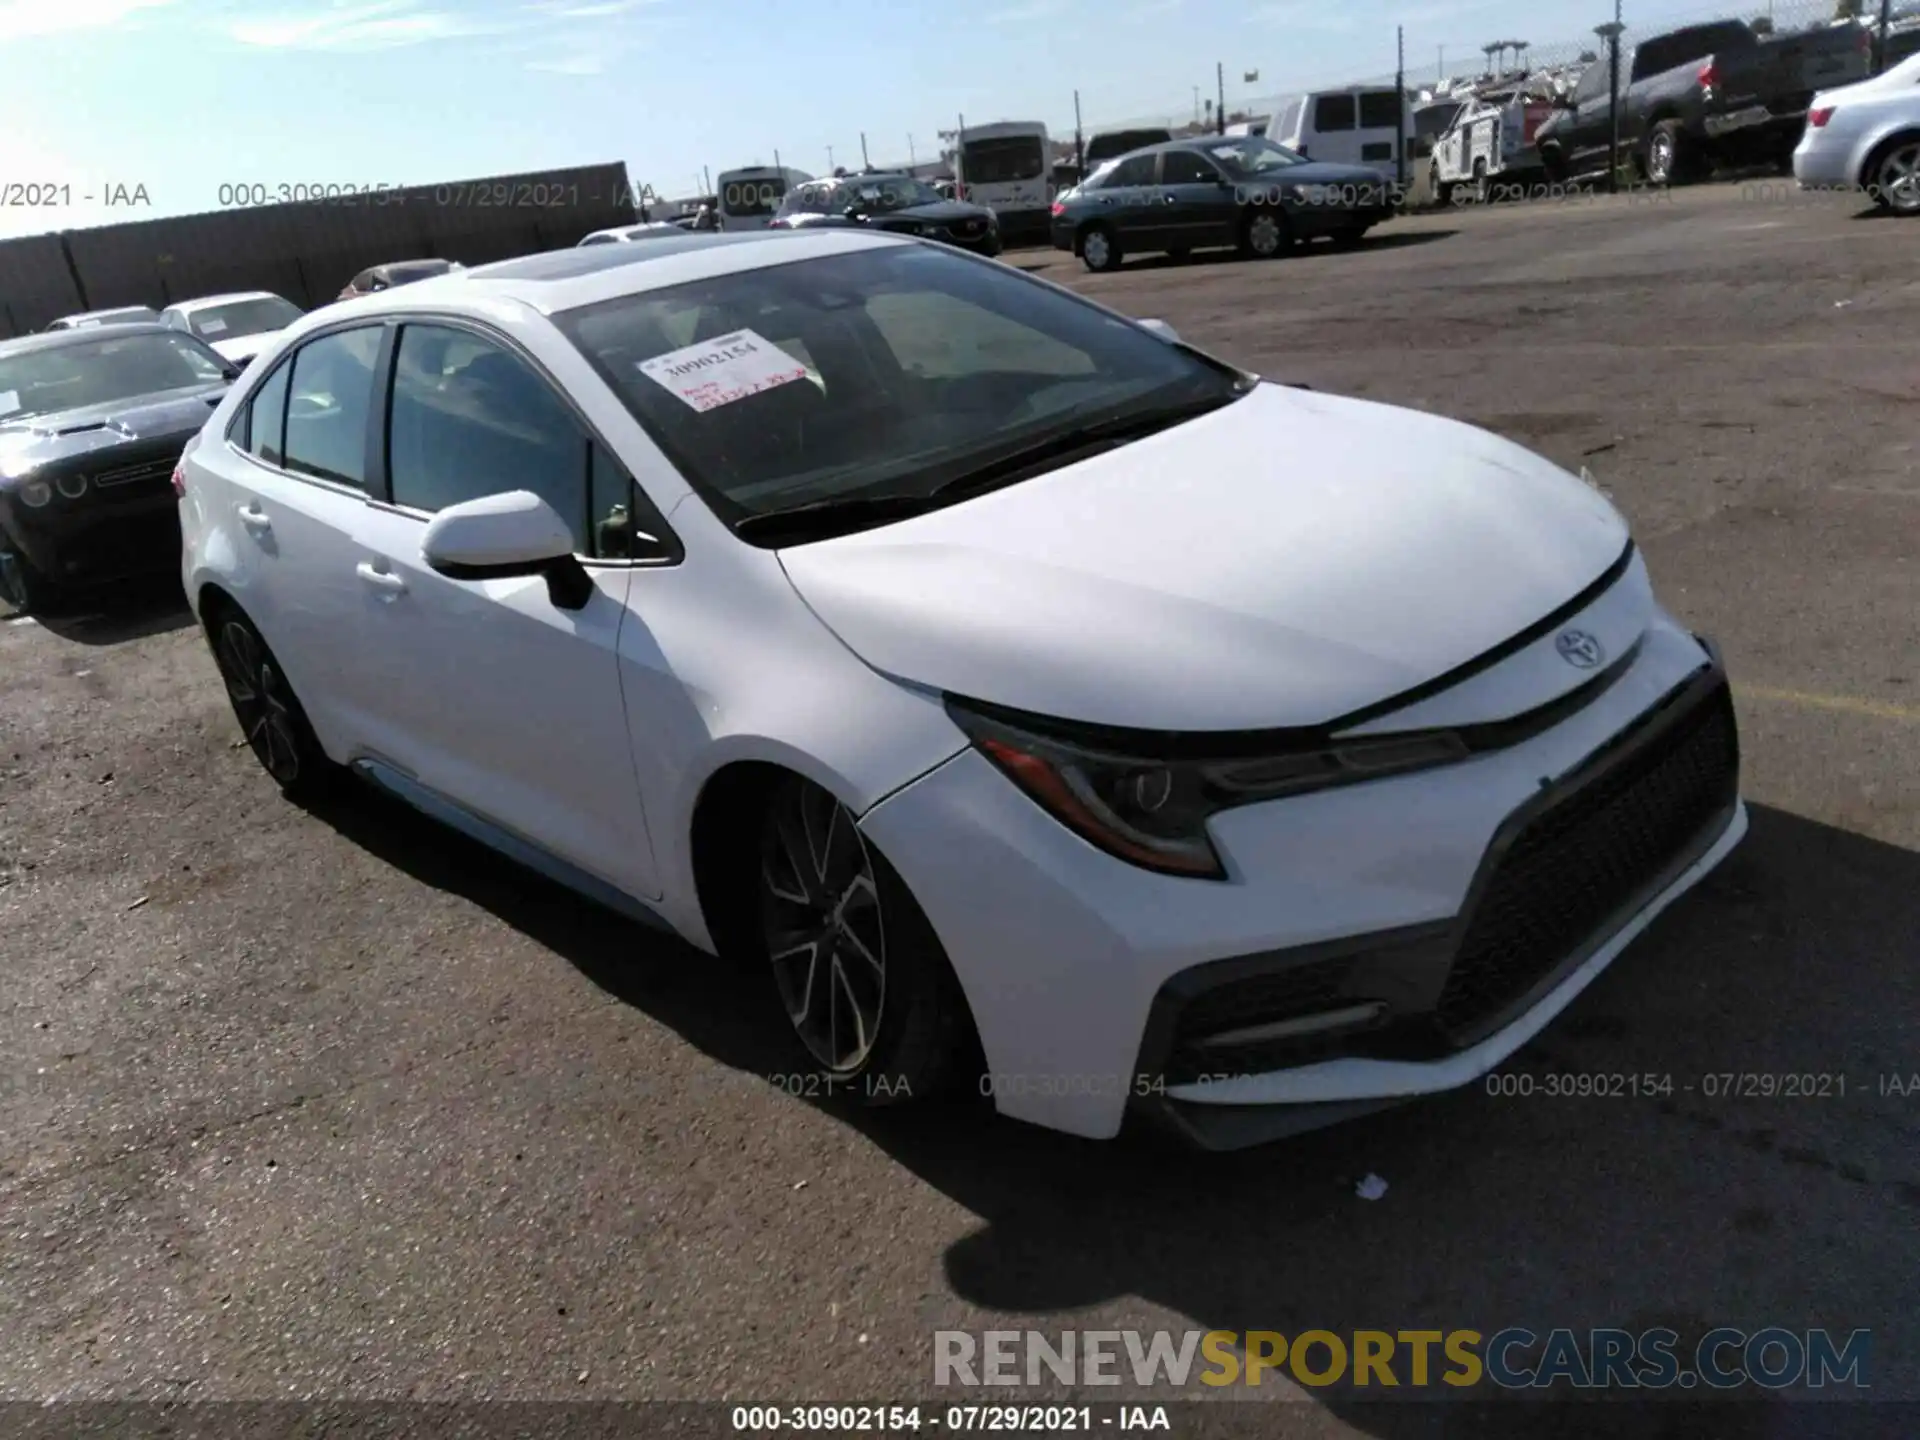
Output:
1792 52 1920 213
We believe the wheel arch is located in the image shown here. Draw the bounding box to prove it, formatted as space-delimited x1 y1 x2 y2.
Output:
1859 126 1920 192
682 740 945 962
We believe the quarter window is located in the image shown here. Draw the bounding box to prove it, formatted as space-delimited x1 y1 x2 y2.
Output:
283 326 382 489
244 359 291 466
386 324 596 554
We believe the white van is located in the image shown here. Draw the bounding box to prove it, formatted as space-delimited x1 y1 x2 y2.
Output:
1266 87 1410 179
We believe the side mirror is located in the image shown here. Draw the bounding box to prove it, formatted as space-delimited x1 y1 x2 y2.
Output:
1137 318 1180 344
420 490 593 610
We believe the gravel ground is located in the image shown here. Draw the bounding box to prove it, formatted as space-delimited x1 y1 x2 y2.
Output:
2 181 1916 1436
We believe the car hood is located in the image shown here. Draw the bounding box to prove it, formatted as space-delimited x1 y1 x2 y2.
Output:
0 382 229 479
778 384 1631 731
873 200 994 225
1266 160 1399 188
207 331 281 362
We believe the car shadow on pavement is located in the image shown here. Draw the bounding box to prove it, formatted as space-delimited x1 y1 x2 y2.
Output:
294 778 787 1075
848 802 1920 1430
291 784 1918 1429
22 578 195 647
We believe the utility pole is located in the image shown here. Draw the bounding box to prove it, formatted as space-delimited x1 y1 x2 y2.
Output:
826 145 835 172
1074 90 1085 173
773 148 782 173
1877 0 1892 72
1596 10 1624 194
702 165 712 197
1438 45 1445 83
1216 61 1226 133
1395 26 1406 192
860 133 870 169
908 134 917 167
1193 85 1200 125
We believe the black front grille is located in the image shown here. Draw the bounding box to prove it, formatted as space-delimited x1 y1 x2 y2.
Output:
93 457 175 489
1435 679 1740 1041
1163 957 1354 1084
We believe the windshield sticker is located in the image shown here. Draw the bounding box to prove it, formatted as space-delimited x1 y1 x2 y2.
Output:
199 316 228 334
637 329 809 413
0 391 17 415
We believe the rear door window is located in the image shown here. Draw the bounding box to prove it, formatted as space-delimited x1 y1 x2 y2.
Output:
1313 94 1357 131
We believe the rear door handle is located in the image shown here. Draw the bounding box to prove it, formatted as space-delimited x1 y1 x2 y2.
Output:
355 560 407 595
238 503 272 534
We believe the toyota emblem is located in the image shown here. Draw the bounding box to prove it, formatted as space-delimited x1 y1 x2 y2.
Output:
1556 630 1605 669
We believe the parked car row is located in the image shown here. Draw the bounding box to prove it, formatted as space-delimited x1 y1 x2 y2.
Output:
1049 134 1394 272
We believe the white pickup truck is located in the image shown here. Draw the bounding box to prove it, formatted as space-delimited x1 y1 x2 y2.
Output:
1429 89 1558 203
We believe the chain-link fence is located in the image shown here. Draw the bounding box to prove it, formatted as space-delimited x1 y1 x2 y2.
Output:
1064 0 1901 148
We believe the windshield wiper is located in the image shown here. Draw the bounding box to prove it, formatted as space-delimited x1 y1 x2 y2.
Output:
924 390 1243 500
732 492 940 543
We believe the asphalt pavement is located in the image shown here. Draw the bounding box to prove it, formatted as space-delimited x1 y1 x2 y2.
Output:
2 181 1916 1436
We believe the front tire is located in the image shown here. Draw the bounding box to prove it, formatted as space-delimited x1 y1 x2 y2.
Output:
1078 223 1122 272
0 546 63 617
1431 164 1454 208
206 603 340 800
756 775 972 1106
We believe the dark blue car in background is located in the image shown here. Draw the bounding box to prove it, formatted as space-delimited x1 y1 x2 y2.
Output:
1050 135 1400 272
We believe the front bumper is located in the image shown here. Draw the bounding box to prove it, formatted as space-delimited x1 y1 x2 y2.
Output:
1 467 184 587
860 605 1744 1143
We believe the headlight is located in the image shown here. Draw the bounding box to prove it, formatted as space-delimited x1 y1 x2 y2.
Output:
17 478 52 508
55 473 88 500
946 699 1471 880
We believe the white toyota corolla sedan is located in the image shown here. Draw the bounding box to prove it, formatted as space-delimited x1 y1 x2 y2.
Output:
176 229 1747 1147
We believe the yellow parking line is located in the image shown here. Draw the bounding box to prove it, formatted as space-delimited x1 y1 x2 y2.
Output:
1736 685 1920 724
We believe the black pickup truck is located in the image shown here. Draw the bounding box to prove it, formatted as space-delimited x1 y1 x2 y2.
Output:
1536 19 1873 185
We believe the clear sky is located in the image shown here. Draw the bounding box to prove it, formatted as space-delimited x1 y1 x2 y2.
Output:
0 0 1796 238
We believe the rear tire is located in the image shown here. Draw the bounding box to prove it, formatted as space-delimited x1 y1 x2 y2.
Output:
204 601 342 801
755 774 974 1107
1865 134 1920 214
1240 209 1292 259
1645 120 1693 187
1078 223 1122 272
1430 164 1454 208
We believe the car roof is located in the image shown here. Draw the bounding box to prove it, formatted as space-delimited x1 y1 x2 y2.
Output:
314 228 904 321
58 306 159 321
168 291 285 313
0 322 176 358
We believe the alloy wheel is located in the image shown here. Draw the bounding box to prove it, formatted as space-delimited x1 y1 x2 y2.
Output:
1649 134 1673 185
215 619 303 786
1247 213 1285 256
760 782 886 1075
1877 143 1920 214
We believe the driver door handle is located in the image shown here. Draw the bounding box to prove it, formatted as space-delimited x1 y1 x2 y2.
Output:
238 503 272 534
355 560 407 594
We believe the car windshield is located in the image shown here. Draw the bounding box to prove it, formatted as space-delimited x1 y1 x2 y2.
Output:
553 244 1244 538
384 261 453 284
1203 136 1310 177
961 136 1046 184
184 296 303 340
839 177 944 213
0 332 228 422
